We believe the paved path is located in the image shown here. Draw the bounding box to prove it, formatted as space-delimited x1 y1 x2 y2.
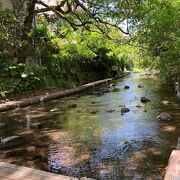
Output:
0 162 77 180
164 150 180 180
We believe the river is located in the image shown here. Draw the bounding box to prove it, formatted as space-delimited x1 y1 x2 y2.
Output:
0 73 180 179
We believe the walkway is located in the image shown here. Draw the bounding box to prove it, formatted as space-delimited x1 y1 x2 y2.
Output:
0 162 77 180
164 150 180 180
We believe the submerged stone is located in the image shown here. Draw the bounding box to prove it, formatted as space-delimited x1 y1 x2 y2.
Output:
136 104 145 108
161 101 171 105
68 103 77 108
5 149 27 157
31 122 42 129
50 108 59 112
102 88 110 93
89 110 98 114
0 123 6 129
0 136 24 148
138 84 144 88
141 97 151 103
124 85 130 89
106 108 115 113
110 87 119 92
121 107 130 113
110 83 116 87
156 112 172 121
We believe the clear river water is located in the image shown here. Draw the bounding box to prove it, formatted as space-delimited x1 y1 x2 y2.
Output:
0 73 180 179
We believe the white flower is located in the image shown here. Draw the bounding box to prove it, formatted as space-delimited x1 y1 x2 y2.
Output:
21 73 27 78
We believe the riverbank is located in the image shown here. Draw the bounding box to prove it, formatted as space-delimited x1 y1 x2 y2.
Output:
0 72 130 112
0 72 179 179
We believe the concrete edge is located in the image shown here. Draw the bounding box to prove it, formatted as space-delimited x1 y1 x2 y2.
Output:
0 161 77 180
164 150 180 180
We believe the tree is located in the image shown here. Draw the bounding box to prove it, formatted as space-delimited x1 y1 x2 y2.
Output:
136 0 180 80
8 0 145 63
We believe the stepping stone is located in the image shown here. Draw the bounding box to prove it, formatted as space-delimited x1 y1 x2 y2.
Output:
156 112 172 121
0 136 24 148
141 97 151 103
138 84 144 88
124 85 130 89
121 107 130 113
106 109 115 113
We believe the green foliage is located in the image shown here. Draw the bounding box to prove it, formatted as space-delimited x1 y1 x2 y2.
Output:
136 0 180 78
0 61 41 96
0 61 25 78
31 21 135 83
0 4 23 54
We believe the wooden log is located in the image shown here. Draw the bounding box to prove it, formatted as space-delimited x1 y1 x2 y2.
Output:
0 72 130 112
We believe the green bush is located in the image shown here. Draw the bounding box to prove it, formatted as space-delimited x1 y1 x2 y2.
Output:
0 61 42 97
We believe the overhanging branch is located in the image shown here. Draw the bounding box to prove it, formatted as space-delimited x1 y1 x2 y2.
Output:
34 0 130 36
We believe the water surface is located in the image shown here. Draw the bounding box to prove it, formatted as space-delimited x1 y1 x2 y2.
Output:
0 73 180 179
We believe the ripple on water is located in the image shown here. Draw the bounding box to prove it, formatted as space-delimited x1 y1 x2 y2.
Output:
0 73 179 179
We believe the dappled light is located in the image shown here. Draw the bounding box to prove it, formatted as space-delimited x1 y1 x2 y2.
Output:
0 74 180 179
0 0 179 179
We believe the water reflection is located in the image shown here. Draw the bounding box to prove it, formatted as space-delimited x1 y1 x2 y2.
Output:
0 73 180 179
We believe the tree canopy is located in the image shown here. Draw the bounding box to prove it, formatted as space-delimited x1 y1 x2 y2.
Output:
0 0 179 81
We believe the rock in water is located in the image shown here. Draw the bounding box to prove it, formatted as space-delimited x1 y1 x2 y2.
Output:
136 104 145 108
102 89 110 93
89 110 98 114
110 83 116 87
50 108 59 112
145 72 151 76
111 87 119 92
106 109 115 113
141 97 151 103
5 149 27 157
0 136 24 148
138 84 144 88
31 123 42 129
161 101 171 105
121 107 130 113
68 103 77 108
0 123 6 129
156 112 172 121
124 85 130 89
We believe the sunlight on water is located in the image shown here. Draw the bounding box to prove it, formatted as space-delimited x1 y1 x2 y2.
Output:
0 73 180 179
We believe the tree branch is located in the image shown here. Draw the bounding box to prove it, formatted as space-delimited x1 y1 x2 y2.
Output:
35 0 130 35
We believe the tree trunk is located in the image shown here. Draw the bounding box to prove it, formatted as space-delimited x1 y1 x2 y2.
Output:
17 0 36 63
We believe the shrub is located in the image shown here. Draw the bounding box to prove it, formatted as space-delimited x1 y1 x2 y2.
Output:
0 61 41 97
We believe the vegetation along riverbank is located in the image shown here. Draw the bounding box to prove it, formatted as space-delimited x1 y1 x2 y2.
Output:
0 0 179 179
